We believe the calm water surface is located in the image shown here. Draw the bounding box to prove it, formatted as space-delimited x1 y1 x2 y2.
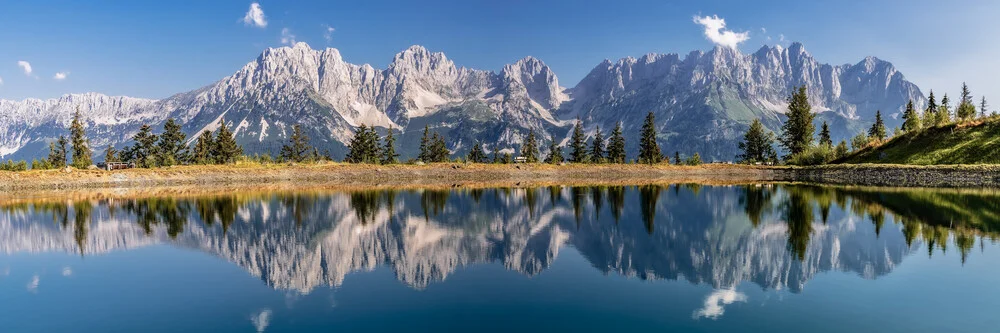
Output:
1 184 999 332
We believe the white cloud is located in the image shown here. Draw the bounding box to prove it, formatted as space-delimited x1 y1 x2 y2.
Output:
54 72 69 81
322 24 335 43
693 289 747 320
62 267 73 276
242 2 268 28
280 28 296 45
17 61 32 76
693 15 750 49
760 27 767 34
0 76 4 85
779 34 786 42
27 274 40 292
251 309 272 333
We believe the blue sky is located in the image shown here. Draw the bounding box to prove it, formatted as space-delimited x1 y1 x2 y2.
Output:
1 0 998 106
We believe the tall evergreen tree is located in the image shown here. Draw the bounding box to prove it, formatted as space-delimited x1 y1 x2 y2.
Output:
192 130 215 165
956 82 977 121
868 110 887 142
431 132 449 162
674 151 681 165
981 97 990 118
737 119 777 164
778 86 815 156
157 118 187 166
569 119 588 163
212 122 242 164
521 130 540 163
132 124 159 168
48 136 68 168
280 124 312 163
544 142 564 164
345 125 380 163
69 108 92 168
923 90 938 126
818 121 832 147
104 145 119 163
467 142 487 163
381 126 399 164
937 94 952 125
901 100 921 132
418 125 432 162
590 126 605 163
606 122 626 164
638 112 662 164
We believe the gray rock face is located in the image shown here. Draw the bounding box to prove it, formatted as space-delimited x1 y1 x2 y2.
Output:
0 42 923 161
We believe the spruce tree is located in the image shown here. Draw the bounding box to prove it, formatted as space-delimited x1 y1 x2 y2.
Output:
923 90 938 126
69 108 92 168
212 122 242 164
431 133 449 162
901 100 921 132
467 142 486 163
638 112 662 164
778 86 815 156
130 124 159 168
381 126 399 164
157 118 187 166
48 136 68 168
345 125 381 163
868 110 887 142
569 119 588 163
737 119 777 164
192 130 214 164
590 126 605 163
606 122 626 164
544 142 563 164
818 121 832 147
418 125 432 162
280 124 312 163
521 130 540 163
957 82 977 121
491 150 499 164
104 145 119 163
981 97 990 118
937 94 951 126
674 152 681 165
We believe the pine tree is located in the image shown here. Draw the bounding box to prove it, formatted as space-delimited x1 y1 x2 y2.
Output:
345 125 381 163
279 124 312 163
957 82 977 121
901 100 921 132
834 140 849 159
192 130 215 164
674 151 681 165
157 118 187 166
467 142 486 163
818 121 832 147
104 145 119 163
69 108 92 168
431 133 449 162
981 97 990 118
923 90 938 126
779 86 815 157
638 112 662 164
48 136 68 168
590 126 605 163
381 126 399 164
491 150 499 164
606 122 626 164
544 142 563 164
569 119 588 163
212 122 242 164
737 119 777 164
937 94 952 126
418 125 432 162
130 124 159 168
521 130 539 163
868 110 887 142
685 153 702 166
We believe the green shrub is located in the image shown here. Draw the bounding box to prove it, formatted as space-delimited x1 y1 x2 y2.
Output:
787 145 836 166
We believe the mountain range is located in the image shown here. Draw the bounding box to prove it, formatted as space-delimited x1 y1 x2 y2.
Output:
0 42 926 161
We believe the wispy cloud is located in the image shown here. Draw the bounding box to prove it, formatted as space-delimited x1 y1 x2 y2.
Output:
322 24 335 43
62 267 73 276
27 275 40 292
54 72 69 81
242 2 268 28
17 61 33 76
693 15 750 49
693 289 747 320
0 76 4 85
251 309 272 333
280 28 296 45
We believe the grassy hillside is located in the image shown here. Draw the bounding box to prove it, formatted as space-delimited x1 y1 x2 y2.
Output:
838 117 1000 165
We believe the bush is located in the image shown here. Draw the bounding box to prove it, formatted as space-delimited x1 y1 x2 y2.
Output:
787 145 836 166
685 153 702 166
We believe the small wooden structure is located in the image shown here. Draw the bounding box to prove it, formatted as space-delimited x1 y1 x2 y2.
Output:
100 162 135 171
513 156 528 164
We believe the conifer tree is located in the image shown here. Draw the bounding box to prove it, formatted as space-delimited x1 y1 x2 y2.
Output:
48 136 68 168
381 126 399 164
501 153 512 164
430 132 449 162
590 126 605 163
818 121 832 147
606 122 626 164
132 124 159 168
418 125 432 162
937 94 952 126
345 125 381 163
674 151 681 165
544 142 563 164
280 124 312 163
638 112 662 164
923 90 938 126
685 153 702 166
779 86 815 156
192 130 215 164
69 108 92 168
569 119 588 163
212 122 242 164
868 110 887 142
737 119 777 164
104 145 119 163
467 142 487 163
834 140 849 159
957 82 977 121
157 118 187 166
491 150 499 164
901 100 921 132
981 97 990 118
521 130 540 163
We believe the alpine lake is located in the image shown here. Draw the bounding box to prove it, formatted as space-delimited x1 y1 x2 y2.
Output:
2 183 999 332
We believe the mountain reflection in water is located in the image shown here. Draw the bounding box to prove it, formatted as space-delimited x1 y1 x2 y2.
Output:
1 184 997 294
